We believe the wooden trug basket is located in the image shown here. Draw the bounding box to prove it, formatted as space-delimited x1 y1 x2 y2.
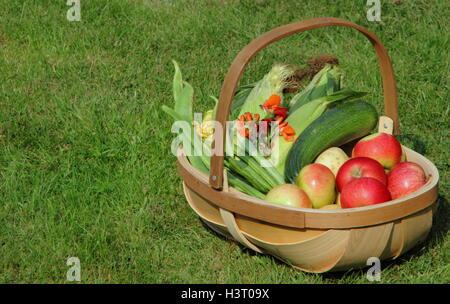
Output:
177 18 439 273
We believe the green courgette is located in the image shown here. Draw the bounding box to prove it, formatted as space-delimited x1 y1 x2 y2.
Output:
285 100 378 183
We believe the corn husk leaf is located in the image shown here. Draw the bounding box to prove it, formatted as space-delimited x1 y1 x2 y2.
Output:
237 63 301 118
289 64 342 112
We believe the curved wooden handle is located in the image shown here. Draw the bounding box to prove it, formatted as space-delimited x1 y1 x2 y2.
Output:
209 17 399 189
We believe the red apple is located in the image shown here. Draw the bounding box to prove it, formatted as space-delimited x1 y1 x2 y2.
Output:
265 184 312 208
336 157 387 192
295 163 336 208
352 132 402 169
340 177 392 208
387 162 427 199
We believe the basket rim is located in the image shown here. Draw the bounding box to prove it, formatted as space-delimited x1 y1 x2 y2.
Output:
177 146 439 229
183 182 342 246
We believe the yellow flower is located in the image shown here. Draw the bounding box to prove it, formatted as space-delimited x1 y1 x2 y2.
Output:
194 110 215 139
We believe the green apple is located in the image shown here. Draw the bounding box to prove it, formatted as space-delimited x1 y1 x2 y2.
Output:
314 147 349 176
264 184 312 208
296 163 336 209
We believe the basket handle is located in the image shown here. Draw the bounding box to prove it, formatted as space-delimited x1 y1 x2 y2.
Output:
209 17 399 189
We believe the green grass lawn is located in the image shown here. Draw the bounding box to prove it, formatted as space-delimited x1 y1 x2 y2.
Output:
0 0 448 283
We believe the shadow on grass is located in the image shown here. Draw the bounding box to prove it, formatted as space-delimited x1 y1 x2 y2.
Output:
396 134 428 155
199 195 448 281
320 196 449 281
378 195 449 266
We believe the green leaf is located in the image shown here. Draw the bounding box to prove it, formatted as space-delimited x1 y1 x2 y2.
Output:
166 61 194 123
174 80 193 122
230 81 259 118
209 95 219 120
161 105 183 121
172 60 183 102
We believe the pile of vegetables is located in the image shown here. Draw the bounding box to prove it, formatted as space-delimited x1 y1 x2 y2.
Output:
163 56 382 206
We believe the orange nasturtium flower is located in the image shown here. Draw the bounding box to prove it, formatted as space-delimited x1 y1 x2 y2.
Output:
237 112 260 138
273 107 287 120
236 94 296 142
260 94 281 112
280 124 295 142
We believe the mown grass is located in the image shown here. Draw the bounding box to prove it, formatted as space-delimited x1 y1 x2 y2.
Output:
0 0 448 283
